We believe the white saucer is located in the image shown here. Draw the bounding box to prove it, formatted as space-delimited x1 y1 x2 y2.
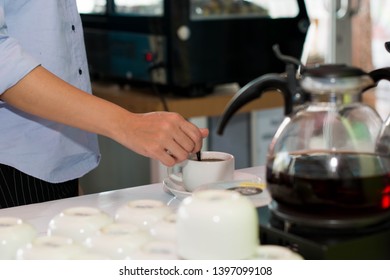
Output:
162 171 271 207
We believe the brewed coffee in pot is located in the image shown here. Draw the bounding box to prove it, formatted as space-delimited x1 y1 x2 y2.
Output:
218 45 390 228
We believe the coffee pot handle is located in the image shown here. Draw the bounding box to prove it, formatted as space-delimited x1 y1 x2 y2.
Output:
217 73 291 135
217 45 303 135
368 42 390 87
368 67 390 83
360 67 390 99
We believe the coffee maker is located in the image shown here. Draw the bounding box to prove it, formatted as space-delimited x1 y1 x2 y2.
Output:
218 44 390 259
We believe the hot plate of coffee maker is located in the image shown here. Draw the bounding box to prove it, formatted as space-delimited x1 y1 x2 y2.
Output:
218 43 390 259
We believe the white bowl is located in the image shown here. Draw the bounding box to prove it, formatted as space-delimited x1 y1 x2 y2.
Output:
16 235 85 260
149 213 177 241
47 206 113 243
115 199 173 229
0 217 38 259
84 223 150 260
177 189 259 260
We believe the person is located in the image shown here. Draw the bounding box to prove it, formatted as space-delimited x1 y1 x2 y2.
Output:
0 1 209 208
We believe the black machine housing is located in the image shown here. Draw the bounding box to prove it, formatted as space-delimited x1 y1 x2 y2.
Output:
79 0 310 96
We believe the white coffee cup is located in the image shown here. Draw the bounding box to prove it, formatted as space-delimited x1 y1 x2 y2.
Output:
148 212 177 241
16 235 86 260
176 189 259 260
0 217 38 259
84 223 150 260
47 206 113 244
168 151 235 192
130 240 178 260
115 199 173 230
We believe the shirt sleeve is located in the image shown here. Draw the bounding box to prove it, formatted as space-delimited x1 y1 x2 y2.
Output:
0 4 40 95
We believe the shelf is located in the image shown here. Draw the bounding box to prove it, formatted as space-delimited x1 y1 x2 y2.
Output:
92 82 284 119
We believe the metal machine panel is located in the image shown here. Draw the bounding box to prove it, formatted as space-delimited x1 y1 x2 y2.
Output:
78 0 310 96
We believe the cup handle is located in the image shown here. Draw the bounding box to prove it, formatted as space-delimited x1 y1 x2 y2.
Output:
167 165 184 185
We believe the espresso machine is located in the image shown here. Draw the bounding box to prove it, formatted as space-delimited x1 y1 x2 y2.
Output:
78 0 310 96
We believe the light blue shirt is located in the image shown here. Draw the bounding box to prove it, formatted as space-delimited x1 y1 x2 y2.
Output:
0 0 100 183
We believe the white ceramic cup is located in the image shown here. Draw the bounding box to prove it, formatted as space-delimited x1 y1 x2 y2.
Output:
115 199 173 229
148 212 177 241
47 206 113 244
130 240 178 260
176 189 259 260
16 235 86 260
168 151 235 192
0 217 38 259
84 222 150 260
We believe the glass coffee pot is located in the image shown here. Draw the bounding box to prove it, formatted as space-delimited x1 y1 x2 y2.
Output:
218 45 390 228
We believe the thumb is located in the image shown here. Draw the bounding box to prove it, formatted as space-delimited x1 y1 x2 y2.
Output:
200 128 209 138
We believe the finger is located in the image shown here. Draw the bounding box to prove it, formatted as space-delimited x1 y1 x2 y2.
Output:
189 127 208 153
164 140 191 163
178 124 205 152
172 133 196 153
165 123 197 153
157 149 177 167
200 128 209 138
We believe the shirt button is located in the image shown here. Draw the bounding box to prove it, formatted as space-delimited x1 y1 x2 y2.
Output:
78 68 82 75
71 25 75 31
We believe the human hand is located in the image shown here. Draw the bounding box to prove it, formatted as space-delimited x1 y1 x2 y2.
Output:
119 111 209 166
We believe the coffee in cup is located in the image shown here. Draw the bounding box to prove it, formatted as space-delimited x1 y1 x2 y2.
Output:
168 151 235 192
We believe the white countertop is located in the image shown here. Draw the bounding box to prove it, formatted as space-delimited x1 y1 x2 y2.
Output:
0 166 265 235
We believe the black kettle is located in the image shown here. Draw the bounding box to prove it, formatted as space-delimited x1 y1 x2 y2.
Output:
218 45 390 228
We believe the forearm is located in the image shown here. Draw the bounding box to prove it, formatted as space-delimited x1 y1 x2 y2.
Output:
1 66 129 143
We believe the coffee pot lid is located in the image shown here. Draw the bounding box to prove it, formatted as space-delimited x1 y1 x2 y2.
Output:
301 64 368 78
300 64 374 95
